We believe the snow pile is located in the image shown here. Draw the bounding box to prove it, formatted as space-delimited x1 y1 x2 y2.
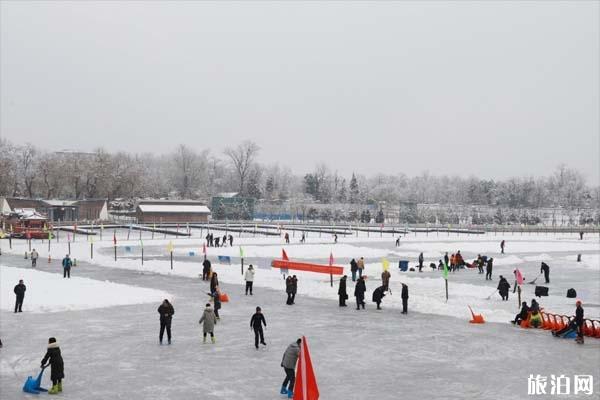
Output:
0 266 171 313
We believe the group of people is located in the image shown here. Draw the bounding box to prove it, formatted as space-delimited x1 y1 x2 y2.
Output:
337 268 409 313
205 233 234 248
349 257 365 281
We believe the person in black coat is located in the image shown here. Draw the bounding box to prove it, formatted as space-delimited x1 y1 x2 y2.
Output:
575 300 584 343
14 279 26 313
202 259 212 281
485 258 494 280
350 259 358 282
338 275 348 307
372 285 386 310
285 276 293 305
158 299 174 344
540 262 550 284
41 337 64 394
250 306 267 349
354 277 366 310
210 272 219 293
418 253 424 272
290 275 298 304
401 283 409 314
497 276 510 301
513 301 529 325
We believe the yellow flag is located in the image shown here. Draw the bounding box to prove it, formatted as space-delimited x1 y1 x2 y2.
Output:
382 257 389 271
167 241 174 253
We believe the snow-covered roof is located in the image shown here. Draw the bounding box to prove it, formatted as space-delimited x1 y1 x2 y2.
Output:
12 208 48 220
45 200 76 207
216 192 239 198
137 204 211 214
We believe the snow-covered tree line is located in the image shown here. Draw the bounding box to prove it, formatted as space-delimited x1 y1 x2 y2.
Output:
0 138 597 211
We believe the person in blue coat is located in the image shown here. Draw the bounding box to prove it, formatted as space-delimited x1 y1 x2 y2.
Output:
61 255 72 278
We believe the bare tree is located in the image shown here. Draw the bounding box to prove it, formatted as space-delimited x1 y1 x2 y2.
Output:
224 140 260 196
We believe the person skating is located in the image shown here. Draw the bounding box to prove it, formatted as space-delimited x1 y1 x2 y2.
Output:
245 265 255 295
350 258 358 282
41 337 64 394
500 240 505 254
280 338 301 398
579 231 584 240
199 303 217 343
228 234 233 246
438 260 444 271
338 275 348 306
395 237 400 247
222 234 227 247
357 257 365 278
333 233 338 243
284 232 290 244
205 233 211 247
210 272 219 294
444 252 449 267
485 258 494 280
513 301 529 325
300 232 306 243
157 299 174 345
208 288 222 320
497 275 510 301
372 285 386 310
62 254 72 278
285 276 293 305
290 275 298 304
381 269 391 291
202 258 211 281
476 255 484 274
31 249 38 267
354 276 366 310
214 236 220 247
418 252 424 272
14 279 26 313
401 283 409 314
250 306 267 349
540 262 550 284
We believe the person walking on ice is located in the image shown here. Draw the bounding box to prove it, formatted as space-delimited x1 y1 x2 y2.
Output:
280 338 301 398
62 254 72 278
401 282 409 314
250 306 267 349
485 257 494 281
497 275 510 301
40 337 64 394
500 240 505 254
157 299 174 345
540 262 550 284
354 276 366 310
338 275 348 306
14 279 26 313
245 265 255 295
31 249 38 267
199 303 217 343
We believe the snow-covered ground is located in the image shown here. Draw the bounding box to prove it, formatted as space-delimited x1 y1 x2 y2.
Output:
0 232 598 399
0 266 170 313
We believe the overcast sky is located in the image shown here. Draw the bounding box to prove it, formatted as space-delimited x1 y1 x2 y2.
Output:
1 1 598 183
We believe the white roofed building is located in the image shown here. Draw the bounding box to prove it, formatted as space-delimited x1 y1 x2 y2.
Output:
135 200 211 223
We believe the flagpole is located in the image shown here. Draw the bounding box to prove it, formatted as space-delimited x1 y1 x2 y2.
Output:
445 278 448 302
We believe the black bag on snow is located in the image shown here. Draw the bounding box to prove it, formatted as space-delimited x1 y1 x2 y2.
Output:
566 288 577 298
535 286 549 297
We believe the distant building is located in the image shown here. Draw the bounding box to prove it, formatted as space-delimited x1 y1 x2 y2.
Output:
136 200 211 223
211 193 255 220
0 197 108 222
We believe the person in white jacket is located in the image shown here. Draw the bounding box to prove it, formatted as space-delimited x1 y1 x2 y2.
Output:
245 265 255 295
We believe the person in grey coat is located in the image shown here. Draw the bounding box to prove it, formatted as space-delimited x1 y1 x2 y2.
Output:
199 304 217 343
280 338 301 397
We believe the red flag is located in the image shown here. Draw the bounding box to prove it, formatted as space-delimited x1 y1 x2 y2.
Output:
282 249 289 261
113 231 117 245
329 252 334 266
293 336 319 400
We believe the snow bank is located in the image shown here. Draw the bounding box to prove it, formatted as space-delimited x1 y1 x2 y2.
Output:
0 266 171 313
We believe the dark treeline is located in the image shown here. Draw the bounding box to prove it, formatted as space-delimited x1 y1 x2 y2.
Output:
0 139 597 211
